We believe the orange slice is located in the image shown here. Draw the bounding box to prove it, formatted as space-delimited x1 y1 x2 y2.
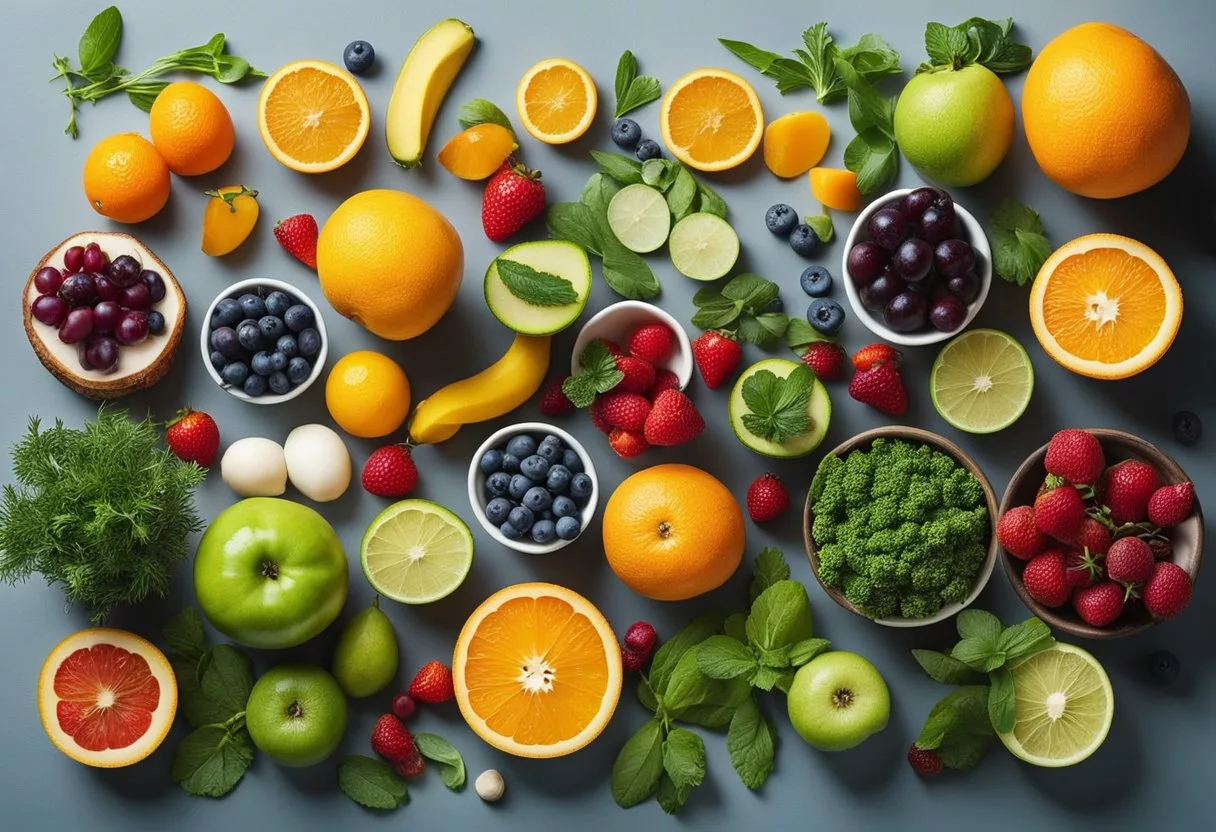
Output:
516 59 597 145
660 68 763 172
452 582 622 758
1029 233 1182 380
257 60 370 173
437 123 519 180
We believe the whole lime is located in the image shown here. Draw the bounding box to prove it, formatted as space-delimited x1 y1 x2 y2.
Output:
893 65 1014 187
246 664 348 767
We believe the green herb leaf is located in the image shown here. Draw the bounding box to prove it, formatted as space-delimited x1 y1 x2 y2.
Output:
547 201 603 255
998 617 1055 667
920 17 1032 74
641 158 680 191
198 644 253 717
982 651 1008 672
495 259 579 307
718 39 816 96
614 50 663 118
163 607 208 665
724 612 748 644
638 676 658 712
591 151 644 185
727 695 775 789
656 773 689 815
458 98 515 136
695 180 728 218
957 609 1002 641
806 213 834 243
666 168 698 221
649 613 726 695
691 299 742 331
695 635 759 680
924 22 974 69
798 23 846 102
602 242 661 300
786 318 830 356
952 634 1000 672
664 648 751 729
78 6 122 78
787 638 831 667
414 733 466 790
611 719 665 807
990 198 1052 287
738 312 791 348
171 725 254 798
662 727 706 793
912 649 987 685
173 657 232 729
915 686 995 771
338 755 408 810
837 33 903 83
750 665 783 691
746 580 815 653
722 272 777 308
740 366 814 443
750 547 791 603
562 341 625 407
126 83 167 112
988 667 1016 733
834 59 900 194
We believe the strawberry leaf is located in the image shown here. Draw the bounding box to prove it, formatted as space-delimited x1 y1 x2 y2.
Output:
739 365 814 443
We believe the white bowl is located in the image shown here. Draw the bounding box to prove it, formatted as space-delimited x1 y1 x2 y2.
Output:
570 301 694 389
467 422 599 555
200 278 328 405
841 188 993 347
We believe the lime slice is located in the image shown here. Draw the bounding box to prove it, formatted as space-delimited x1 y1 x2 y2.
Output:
669 212 740 280
360 500 474 604
606 184 671 253
930 328 1034 434
998 643 1114 768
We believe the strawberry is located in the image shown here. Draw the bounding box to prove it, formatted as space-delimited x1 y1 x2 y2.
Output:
1022 551 1071 607
627 322 676 366
1148 538 1173 561
691 331 742 389
802 341 847 382
408 661 455 704
621 647 649 672
588 396 613 434
1142 561 1192 619
643 390 704 446
598 339 624 356
746 473 790 523
1072 581 1125 627
1044 429 1105 485
623 621 659 658
1101 460 1159 525
481 161 546 242
598 391 652 432
538 377 574 416
166 408 220 468
1147 482 1194 527
649 368 681 398
273 213 318 269
1072 517 1111 556
361 445 418 498
997 505 1047 560
608 427 649 459
1033 478 1086 541
1105 537 1154 585
370 714 415 762
393 751 427 780
390 692 416 721
1064 548 1103 588
907 745 943 777
851 343 900 371
614 355 656 394
849 361 908 417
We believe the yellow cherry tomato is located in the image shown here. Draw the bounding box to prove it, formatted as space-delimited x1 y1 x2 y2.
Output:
201 185 259 256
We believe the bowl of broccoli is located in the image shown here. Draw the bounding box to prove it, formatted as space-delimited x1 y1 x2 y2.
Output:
803 426 999 627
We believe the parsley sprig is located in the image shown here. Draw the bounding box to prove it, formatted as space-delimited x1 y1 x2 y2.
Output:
740 365 815 443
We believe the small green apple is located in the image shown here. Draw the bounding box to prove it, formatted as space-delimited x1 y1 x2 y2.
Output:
787 651 890 751
246 664 348 767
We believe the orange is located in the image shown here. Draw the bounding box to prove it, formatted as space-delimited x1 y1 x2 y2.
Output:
660 68 763 172
437 123 518 180
763 111 830 178
148 81 235 176
602 463 745 601
200 185 259 256
809 167 864 212
453 582 622 759
325 350 412 438
82 133 171 224
515 58 597 144
1021 22 1190 199
1029 234 1182 380
316 189 463 341
257 60 370 173
37 629 177 768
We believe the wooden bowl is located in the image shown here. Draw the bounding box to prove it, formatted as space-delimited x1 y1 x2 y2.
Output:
802 426 1000 627
999 428 1203 639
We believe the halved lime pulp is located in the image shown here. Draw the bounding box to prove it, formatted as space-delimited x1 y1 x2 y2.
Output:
607 184 671 253
997 643 1114 768
668 212 739 281
361 500 474 604
930 328 1033 434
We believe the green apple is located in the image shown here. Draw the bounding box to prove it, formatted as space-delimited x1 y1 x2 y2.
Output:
246 664 348 767
331 597 399 698
787 651 890 751
194 497 348 649
893 64 1014 187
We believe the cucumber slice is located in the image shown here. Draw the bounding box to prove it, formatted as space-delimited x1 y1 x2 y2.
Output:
607 184 671 253
728 358 832 458
484 241 592 335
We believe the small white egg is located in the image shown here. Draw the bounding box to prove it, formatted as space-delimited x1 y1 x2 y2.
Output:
221 437 287 497
283 424 351 502
475 768 504 802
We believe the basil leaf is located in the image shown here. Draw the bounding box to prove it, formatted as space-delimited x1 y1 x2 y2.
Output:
127 83 167 112
695 180 728 218
745 580 814 653
611 719 664 807
581 172 621 215
912 649 987 685
198 644 253 717
727 696 775 789
843 127 899 195
638 676 658 712
649 613 726 694
547 202 603 255
591 150 644 185
338 755 408 810
78 6 122 78
664 648 750 729
750 547 791 603
666 168 698 221
213 55 252 84
957 609 1002 641
787 638 831 667
988 667 1017 733
641 158 678 190
495 259 578 307
458 98 515 135
414 733 466 790
619 76 662 119
171 726 254 798
662 727 706 792
163 607 208 664
602 242 661 300
695 635 758 680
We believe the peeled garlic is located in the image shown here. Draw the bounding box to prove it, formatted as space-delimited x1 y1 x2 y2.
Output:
221 437 288 497
283 424 351 502
475 769 505 802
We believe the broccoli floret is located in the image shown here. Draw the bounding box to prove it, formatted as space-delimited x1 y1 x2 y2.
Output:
912 560 952 591
941 575 973 604
810 453 844 502
843 573 876 606
928 450 957 481
920 518 950 551
817 544 845 587
900 593 942 619
866 529 898 556
811 512 838 545
864 594 900 620
869 497 901 530
866 553 900 588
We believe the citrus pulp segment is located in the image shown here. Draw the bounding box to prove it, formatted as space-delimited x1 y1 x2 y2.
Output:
360 500 474 604
515 58 597 144
607 184 671 253
660 68 763 171
257 60 370 173
930 329 1034 434
668 212 740 280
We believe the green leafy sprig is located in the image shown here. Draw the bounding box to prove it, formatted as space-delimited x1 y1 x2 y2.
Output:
691 273 789 347
989 199 1052 286
457 98 516 137
614 51 662 118
338 735 466 811
562 341 625 408
919 17 1032 74
495 258 579 307
835 59 900 195
739 365 816 444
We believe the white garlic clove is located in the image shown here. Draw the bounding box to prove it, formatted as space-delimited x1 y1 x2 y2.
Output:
475 768 505 802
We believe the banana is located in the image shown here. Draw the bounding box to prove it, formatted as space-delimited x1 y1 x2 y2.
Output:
408 333 551 444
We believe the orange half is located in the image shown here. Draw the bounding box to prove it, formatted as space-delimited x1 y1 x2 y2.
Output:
660 68 763 172
258 60 370 173
516 59 597 145
453 582 622 759
1029 233 1182 380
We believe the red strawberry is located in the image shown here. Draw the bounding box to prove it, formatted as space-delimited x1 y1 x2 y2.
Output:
608 427 649 459
166 408 220 468
598 339 624 356
649 368 681 398
691 331 742 389
393 751 427 780
746 473 790 523
907 745 943 777
598 391 652 432
1101 460 1159 525
997 506 1047 560
1022 551 1071 607
481 162 546 242
1072 581 1125 627
273 213 318 269
614 355 657 394
1072 517 1111 556
624 621 659 658
621 647 648 672
802 341 847 381
370 714 415 762
588 397 613 434
851 343 900 371
408 661 455 704
643 389 704 446
1105 537 1154 585
361 445 418 498
1147 482 1194 527
1033 479 1086 541
1044 429 1105 484
1142 561 1192 619
1064 548 1103 588
1148 538 1174 561
627 322 676 366
538 377 574 416
390 692 416 721
849 362 908 416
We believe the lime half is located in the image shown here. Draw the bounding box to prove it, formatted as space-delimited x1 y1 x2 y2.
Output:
998 643 1114 768
668 212 739 280
361 500 474 604
930 328 1033 434
607 184 671 253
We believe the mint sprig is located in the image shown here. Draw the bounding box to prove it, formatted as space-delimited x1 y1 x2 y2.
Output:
339 755 409 810
691 273 789 347
989 198 1052 286
614 51 662 118
835 59 900 195
495 259 578 307
414 733 467 790
740 365 815 443
920 17 1032 74
562 341 624 407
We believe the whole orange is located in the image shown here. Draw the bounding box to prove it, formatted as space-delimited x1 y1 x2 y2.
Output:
149 81 235 176
325 351 412 438
82 133 171 224
602 464 745 601
1021 22 1190 199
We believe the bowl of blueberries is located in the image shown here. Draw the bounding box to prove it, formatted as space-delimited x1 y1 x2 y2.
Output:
468 422 598 555
201 278 328 404
841 187 992 347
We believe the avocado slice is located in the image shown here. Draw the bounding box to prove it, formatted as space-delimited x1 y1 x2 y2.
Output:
484 241 592 335
385 19 476 168
729 358 832 458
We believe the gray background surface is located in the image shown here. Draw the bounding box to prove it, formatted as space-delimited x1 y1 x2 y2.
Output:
3 0 1213 829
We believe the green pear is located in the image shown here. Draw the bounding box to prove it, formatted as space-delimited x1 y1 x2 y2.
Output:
331 597 399 698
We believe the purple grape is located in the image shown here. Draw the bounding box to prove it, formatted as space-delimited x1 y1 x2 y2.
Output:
929 294 968 332
92 274 120 302
106 255 141 288
85 336 120 374
76 341 94 372
900 188 944 221
893 238 934 282
59 274 98 307
846 241 889 287
63 246 85 275
58 308 94 344
919 205 957 244
32 294 68 327
859 273 907 311
35 267 64 295
116 310 149 345
82 242 107 274
934 239 975 278
120 281 152 311
866 208 909 250
92 301 123 333
141 270 166 303
884 291 928 332
947 271 981 304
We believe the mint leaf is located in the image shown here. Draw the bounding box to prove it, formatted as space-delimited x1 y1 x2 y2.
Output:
562 341 624 407
664 648 751 729
163 607 208 665
666 168 698 221
924 22 974 68
615 49 638 109
988 667 1016 733
739 312 791 348
786 318 829 355
656 773 689 815
338 755 408 810
788 638 831 666
414 733 465 790
843 127 898 196
649 613 726 695
990 198 1051 287
806 213 834 243
727 696 775 788
952 634 999 671
998 617 1055 667
611 719 664 807
837 33 902 83
172 656 231 728
457 98 515 136
724 612 748 644
547 202 603 255
602 241 661 300
614 51 662 118
751 665 783 691
912 649 987 685
198 644 253 718
695 635 758 680
171 725 254 798
920 18 1032 74
798 23 845 102
662 727 706 792
957 609 1002 641
496 259 578 307
718 38 815 95
750 547 791 603
695 180 728 218
691 299 742 331
591 150 644 185
740 366 814 443
746 580 814 653
916 686 996 771
722 273 777 309
78 6 122 78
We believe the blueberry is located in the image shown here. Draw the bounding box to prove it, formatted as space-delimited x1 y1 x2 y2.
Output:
635 139 662 161
507 505 534 531
800 266 833 297
238 293 267 320
237 323 265 352
480 449 504 474
284 304 315 333
286 357 312 384
546 465 572 493
540 510 555 523
259 315 288 342
147 311 165 334
211 298 243 328
505 434 537 459
343 40 375 75
523 487 553 512
611 118 642 149
1147 650 1179 686
501 453 521 474
486 471 511 497
209 350 227 371
264 291 292 318
508 474 532 501
251 351 275 376
243 374 268 397
297 327 322 358
211 326 243 358
499 521 522 540
536 436 563 462
765 204 798 237
221 361 250 386
552 495 578 518
485 497 512 525
268 371 291 395
561 448 583 473
789 224 821 257
807 298 845 335
530 520 557 544
570 472 593 500
520 454 550 482
555 515 581 540
276 334 298 358
1173 411 1202 446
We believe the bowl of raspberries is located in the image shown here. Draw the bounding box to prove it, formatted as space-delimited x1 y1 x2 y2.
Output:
997 428 1202 638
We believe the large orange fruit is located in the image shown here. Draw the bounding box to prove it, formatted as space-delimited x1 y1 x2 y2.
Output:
149 81 235 176
602 463 745 600
452 582 622 758
257 60 370 173
1021 22 1190 199
82 133 171 224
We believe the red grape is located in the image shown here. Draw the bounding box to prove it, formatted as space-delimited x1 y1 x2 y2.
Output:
58 308 94 344
120 281 152 310
32 294 68 327
934 239 975 278
92 301 123 333
116 310 149 345
866 208 909 250
106 254 141 288
141 270 166 303
93 273 120 302
859 273 907 311
919 205 957 244
929 294 968 332
35 267 64 295
63 246 85 274
85 336 120 374
82 242 107 274
59 274 97 307
900 187 947 221
884 291 928 332
893 238 933 282
846 241 889 287
947 271 981 304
